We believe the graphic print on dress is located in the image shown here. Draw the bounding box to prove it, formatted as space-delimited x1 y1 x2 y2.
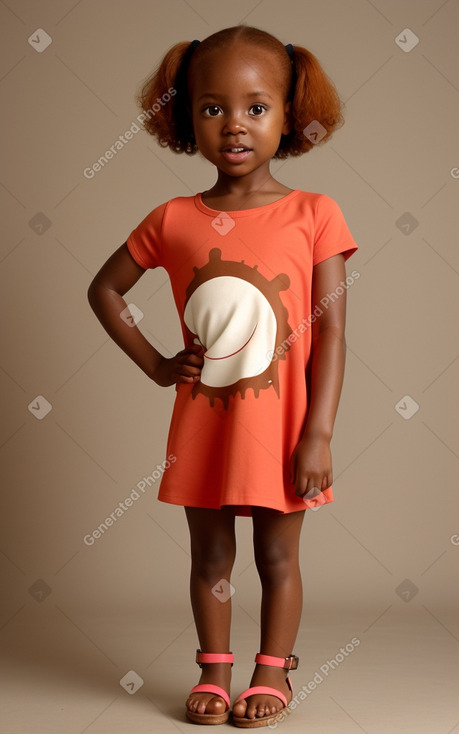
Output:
183 248 292 408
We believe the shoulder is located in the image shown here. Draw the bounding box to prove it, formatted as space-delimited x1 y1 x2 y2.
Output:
134 194 197 227
285 190 345 225
294 189 341 211
143 194 197 214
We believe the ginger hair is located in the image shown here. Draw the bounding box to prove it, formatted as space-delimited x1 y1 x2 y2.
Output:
136 25 344 159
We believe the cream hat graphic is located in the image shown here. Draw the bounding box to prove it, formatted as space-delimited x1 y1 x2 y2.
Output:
183 248 292 408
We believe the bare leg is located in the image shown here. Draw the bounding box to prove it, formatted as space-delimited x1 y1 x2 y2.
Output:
232 507 305 720
184 506 236 716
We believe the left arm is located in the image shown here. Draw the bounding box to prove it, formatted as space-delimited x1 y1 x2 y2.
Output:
290 253 347 497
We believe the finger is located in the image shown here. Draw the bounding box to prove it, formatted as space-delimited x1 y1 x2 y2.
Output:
178 351 204 368
173 368 200 383
302 484 325 509
303 485 322 500
175 374 199 384
174 359 203 382
319 472 332 490
296 475 322 499
182 355 204 368
182 344 205 357
294 473 309 497
179 362 202 378
191 343 206 355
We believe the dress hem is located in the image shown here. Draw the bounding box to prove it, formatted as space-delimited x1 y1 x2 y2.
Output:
157 492 334 515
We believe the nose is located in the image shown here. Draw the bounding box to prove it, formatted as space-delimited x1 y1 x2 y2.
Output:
222 110 247 136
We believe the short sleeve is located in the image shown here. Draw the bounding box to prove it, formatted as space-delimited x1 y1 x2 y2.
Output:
126 200 169 270
313 195 358 266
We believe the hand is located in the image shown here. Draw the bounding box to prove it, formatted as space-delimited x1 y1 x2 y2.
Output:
289 433 333 499
152 344 204 387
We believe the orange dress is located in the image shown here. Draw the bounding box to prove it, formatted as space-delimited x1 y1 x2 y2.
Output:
126 190 358 516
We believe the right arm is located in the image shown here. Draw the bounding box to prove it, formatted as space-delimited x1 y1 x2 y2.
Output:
87 243 203 386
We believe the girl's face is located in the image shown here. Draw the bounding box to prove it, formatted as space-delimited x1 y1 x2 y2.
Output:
188 43 291 178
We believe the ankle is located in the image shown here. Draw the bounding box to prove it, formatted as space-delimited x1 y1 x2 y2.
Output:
252 664 289 682
199 662 232 677
254 662 285 671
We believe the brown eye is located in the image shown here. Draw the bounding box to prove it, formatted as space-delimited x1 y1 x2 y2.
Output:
249 104 266 116
203 106 222 117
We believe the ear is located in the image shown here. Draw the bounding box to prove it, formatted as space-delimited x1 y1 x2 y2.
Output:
282 101 292 135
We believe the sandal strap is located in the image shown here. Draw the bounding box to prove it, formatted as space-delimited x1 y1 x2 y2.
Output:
189 684 230 709
196 649 234 666
255 653 299 670
234 685 288 708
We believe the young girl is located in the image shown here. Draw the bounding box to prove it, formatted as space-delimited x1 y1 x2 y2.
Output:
88 25 358 728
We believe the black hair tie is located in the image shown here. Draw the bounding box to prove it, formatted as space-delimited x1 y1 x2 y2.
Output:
285 43 294 61
284 44 296 100
174 40 201 148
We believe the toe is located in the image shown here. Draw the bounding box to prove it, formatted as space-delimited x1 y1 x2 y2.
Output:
251 695 283 719
186 694 200 713
232 699 248 718
246 700 260 719
205 696 226 715
196 697 207 714
234 690 288 720
187 693 226 716
187 695 199 713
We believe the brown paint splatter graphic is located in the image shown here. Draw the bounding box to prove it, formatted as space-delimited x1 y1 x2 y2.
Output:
184 248 292 409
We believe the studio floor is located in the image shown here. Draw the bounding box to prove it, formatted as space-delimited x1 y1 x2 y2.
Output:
1 605 458 733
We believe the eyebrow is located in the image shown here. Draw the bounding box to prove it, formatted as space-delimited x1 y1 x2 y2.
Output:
197 91 274 102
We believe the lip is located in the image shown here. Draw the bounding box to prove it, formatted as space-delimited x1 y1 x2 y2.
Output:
221 147 252 163
221 144 251 151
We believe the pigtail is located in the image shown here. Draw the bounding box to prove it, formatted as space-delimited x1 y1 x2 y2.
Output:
276 45 344 158
136 41 197 154
137 29 344 160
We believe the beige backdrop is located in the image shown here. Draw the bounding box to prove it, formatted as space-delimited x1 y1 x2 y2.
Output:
1 1 458 732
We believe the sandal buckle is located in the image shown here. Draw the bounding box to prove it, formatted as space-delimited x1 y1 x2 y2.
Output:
284 655 299 670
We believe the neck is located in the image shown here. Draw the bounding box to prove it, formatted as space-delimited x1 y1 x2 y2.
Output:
211 165 276 199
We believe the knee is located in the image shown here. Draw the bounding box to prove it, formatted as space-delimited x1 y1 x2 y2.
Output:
254 543 297 585
191 538 236 581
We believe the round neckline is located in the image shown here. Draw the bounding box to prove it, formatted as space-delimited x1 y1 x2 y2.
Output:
194 189 302 216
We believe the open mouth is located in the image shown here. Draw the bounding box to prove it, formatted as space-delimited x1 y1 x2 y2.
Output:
221 146 252 162
223 147 250 152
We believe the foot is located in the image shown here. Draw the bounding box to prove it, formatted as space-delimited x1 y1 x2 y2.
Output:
232 664 292 720
186 662 232 717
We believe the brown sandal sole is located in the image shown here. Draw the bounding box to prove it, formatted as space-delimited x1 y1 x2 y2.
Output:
186 708 230 725
232 705 292 729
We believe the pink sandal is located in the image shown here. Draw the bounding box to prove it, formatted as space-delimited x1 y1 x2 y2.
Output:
232 653 299 728
185 649 234 725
